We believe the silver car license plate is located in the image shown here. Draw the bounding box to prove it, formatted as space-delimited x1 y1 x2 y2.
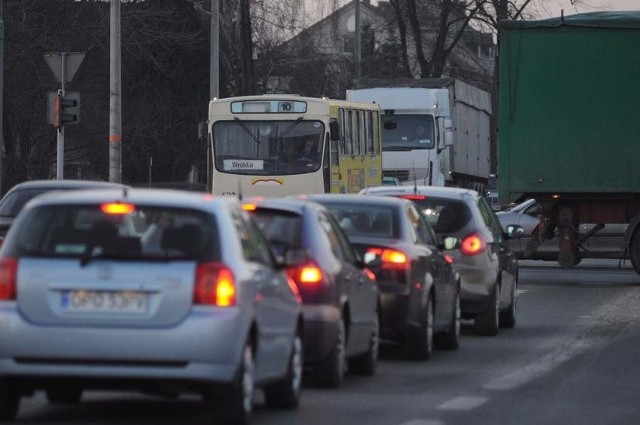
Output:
61 290 147 314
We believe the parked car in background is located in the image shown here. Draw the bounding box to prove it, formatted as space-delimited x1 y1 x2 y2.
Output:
382 176 402 186
360 186 523 336
0 189 303 424
0 180 127 238
244 198 379 387
496 198 627 264
304 194 461 360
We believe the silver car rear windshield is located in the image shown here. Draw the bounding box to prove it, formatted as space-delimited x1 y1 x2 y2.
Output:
4 204 220 262
323 204 398 239
408 198 471 234
251 209 303 257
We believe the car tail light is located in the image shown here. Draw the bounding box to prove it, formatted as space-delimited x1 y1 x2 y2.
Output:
100 202 136 215
195 262 236 307
287 262 325 287
460 233 487 256
399 194 427 201
444 254 454 264
0 257 18 301
367 248 411 270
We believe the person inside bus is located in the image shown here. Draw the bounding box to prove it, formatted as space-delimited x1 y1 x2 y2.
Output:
300 138 318 164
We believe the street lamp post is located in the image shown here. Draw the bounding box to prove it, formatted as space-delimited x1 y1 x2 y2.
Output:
109 0 122 183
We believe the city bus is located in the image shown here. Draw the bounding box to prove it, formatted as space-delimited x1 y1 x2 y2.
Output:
207 95 382 197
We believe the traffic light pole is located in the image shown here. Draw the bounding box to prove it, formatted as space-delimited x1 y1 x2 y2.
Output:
56 53 66 180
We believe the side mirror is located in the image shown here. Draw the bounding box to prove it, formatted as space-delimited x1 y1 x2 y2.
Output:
362 251 383 268
443 118 453 147
441 236 459 250
505 224 525 239
329 120 340 141
197 120 208 145
383 121 397 130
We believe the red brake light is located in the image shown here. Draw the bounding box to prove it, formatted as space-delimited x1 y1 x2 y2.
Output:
100 202 136 215
195 262 236 307
367 248 410 270
287 262 325 287
399 195 427 200
0 257 18 300
460 233 487 256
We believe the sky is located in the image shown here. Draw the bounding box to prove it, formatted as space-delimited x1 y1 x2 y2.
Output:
544 0 640 17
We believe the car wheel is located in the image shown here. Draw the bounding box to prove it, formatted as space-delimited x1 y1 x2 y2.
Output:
0 380 20 421
434 289 461 350
500 277 517 329
46 387 83 404
313 319 346 388
264 331 303 409
213 341 254 425
408 292 434 360
348 313 379 376
475 283 500 336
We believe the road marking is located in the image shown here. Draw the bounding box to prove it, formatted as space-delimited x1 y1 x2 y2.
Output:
483 338 598 391
436 396 489 411
396 420 444 425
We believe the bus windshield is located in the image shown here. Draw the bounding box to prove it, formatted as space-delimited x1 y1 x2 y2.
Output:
213 120 324 176
381 114 435 151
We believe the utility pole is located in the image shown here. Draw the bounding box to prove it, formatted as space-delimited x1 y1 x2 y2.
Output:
210 0 220 99
109 0 122 183
355 0 361 80
57 53 67 180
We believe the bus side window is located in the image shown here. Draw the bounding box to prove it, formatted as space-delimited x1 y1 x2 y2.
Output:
366 111 374 154
358 110 365 155
352 110 359 155
339 108 345 155
373 111 381 154
330 120 339 166
345 109 353 155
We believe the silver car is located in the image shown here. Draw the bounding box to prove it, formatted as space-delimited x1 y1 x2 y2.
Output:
0 188 303 424
360 186 523 336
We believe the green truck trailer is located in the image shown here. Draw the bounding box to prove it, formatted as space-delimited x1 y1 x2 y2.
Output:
498 11 640 270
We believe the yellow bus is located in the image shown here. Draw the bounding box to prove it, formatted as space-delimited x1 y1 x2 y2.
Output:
208 95 382 197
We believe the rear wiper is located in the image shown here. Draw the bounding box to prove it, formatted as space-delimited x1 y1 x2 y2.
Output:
79 251 138 267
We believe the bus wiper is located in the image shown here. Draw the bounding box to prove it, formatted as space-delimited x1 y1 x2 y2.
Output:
233 117 261 145
282 116 303 136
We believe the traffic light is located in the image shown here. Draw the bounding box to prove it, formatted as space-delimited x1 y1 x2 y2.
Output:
47 91 81 128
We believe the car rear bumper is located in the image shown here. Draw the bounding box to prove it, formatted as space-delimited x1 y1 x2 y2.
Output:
454 260 498 316
0 304 248 385
378 285 423 341
301 304 340 364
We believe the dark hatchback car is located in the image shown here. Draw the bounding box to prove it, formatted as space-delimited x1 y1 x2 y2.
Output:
0 180 127 238
305 194 461 360
360 186 523 336
243 198 379 387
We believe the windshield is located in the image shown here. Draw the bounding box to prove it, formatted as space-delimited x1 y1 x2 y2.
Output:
4 205 220 262
322 203 398 239
381 114 435 151
213 120 324 175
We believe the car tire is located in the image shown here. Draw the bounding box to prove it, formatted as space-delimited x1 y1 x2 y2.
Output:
46 387 83 404
348 313 379 376
313 319 346 388
475 283 500 336
408 292 434 361
213 341 254 425
434 290 461 350
264 331 303 409
500 277 517 329
0 380 20 421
